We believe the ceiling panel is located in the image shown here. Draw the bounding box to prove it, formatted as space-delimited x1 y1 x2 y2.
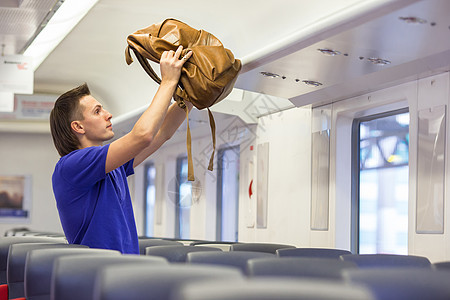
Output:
236 0 450 107
0 0 59 55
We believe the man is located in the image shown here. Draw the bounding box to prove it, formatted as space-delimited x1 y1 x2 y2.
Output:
50 46 192 254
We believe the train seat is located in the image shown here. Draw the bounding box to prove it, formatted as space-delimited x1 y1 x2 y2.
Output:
7 243 86 299
277 247 351 258
0 236 67 284
51 254 168 300
343 268 450 300
145 245 221 262
247 257 357 280
24 248 119 300
339 254 431 268
137 239 183 255
190 241 241 251
186 251 274 274
171 277 375 300
230 243 296 254
92 264 243 300
433 261 450 271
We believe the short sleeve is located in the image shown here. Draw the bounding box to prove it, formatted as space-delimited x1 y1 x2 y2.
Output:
58 145 109 188
123 159 135 177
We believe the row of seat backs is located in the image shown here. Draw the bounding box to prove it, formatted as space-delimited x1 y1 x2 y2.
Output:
7 245 243 300
0 235 364 300
140 244 450 300
138 239 298 255
1 239 346 299
164 250 432 277
19 251 450 300
51 260 450 300
7 234 447 270
53 257 450 300
139 239 433 268
2 237 450 300
167 267 450 300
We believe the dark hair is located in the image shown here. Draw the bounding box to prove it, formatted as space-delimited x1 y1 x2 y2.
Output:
50 83 91 156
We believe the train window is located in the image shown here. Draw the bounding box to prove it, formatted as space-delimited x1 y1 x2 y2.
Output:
144 162 156 236
216 146 240 241
175 156 191 239
352 109 409 254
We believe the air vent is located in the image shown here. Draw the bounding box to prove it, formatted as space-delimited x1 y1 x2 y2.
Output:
260 71 281 78
301 80 323 87
367 58 391 65
399 16 427 24
317 48 341 56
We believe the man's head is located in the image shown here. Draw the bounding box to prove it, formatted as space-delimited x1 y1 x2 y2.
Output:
50 83 91 156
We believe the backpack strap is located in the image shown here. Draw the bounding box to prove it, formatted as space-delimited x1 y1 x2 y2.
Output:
184 105 194 181
174 90 217 180
206 107 216 171
174 89 194 181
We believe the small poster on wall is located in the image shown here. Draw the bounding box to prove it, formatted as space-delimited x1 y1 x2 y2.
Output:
0 175 31 222
256 142 269 228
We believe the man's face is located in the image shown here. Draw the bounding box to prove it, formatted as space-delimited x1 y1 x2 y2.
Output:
77 95 114 144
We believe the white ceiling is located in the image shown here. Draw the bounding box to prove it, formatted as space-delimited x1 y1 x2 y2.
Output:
2 0 449 136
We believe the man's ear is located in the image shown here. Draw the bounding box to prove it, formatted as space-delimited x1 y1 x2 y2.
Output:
71 121 85 134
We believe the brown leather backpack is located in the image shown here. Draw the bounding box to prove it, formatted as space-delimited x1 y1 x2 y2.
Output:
125 19 241 181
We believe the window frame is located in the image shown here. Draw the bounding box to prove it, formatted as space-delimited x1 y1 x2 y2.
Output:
351 107 409 253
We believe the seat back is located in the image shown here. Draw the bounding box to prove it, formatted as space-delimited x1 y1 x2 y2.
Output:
138 239 183 255
230 243 296 254
277 248 351 258
433 261 450 271
7 242 86 299
247 257 358 279
344 268 450 299
187 251 274 274
93 264 243 300
190 241 241 251
24 248 119 300
340 254 431 268
171 278 375 300
0 236 66 284
145 245 221 262
52 254 168 300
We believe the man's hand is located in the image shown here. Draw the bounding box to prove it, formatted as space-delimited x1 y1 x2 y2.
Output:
160 45 193 85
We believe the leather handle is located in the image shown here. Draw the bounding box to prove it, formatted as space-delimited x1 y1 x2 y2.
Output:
128 45 188 110
127 46 161 84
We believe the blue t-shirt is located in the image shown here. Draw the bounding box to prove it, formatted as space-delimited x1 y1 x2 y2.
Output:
52 145 139 254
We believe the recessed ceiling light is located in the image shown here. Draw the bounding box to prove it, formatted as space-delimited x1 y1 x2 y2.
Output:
302 80 323 87
260 72 281 78
367 57 391 65
399 16 427 24
317 48 341 56
23 0 99 71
